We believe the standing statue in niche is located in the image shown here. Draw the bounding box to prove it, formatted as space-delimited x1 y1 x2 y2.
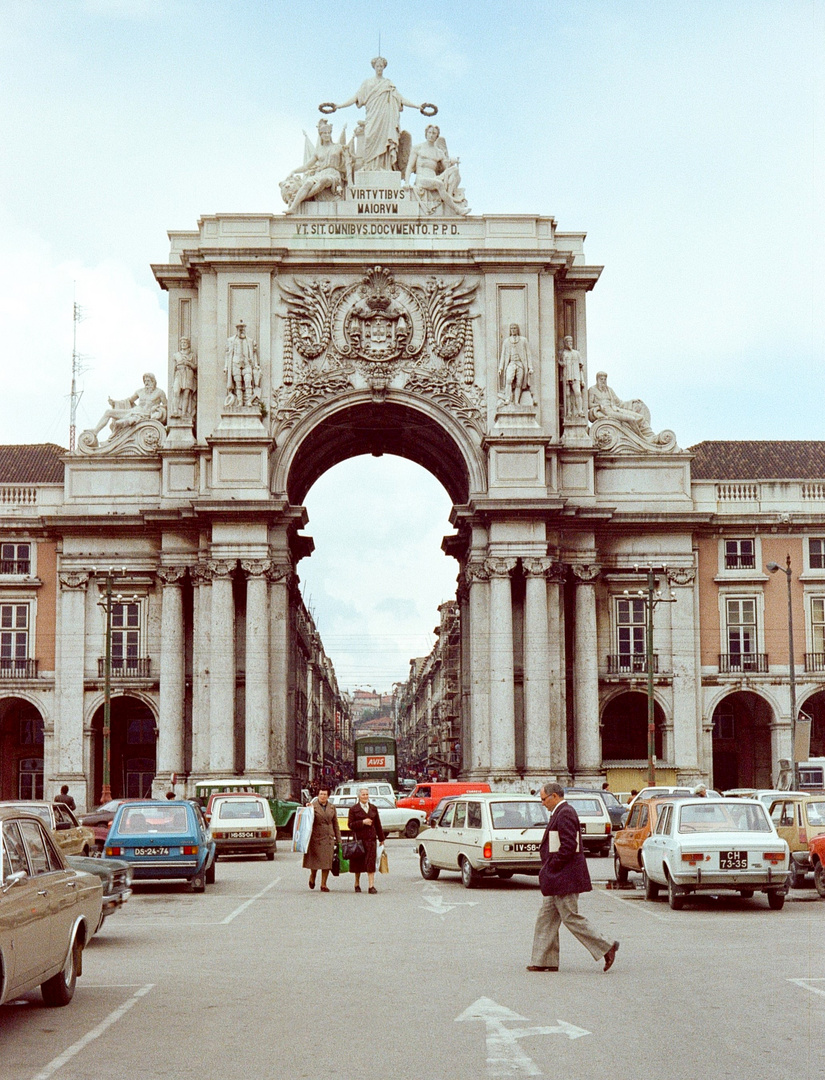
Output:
559 335 585 418
90 372 168 437
170 337 197 420
498 323 533 406
319 56 435 172
281 119 350 214
587 371 655 439
405 125 470 216
224 320 260 408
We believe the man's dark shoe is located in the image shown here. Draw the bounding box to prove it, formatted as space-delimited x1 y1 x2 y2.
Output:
526 965 559 972
603 941 619 972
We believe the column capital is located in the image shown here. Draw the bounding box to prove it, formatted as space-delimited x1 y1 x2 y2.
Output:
667 567 696 586
58 570 90 590
464 558 491 585
522 557 553 578
571 562 601 584
241 558 272 579
485 556 518 579
265 562 293 584
189 562 211 585
157 566 188 586
206 559 237 580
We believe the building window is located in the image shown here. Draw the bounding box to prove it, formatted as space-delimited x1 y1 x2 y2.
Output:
111 602 140 673
127 716 156 745
725 539 755 570
722 597 762 671
18 757 44 799
810 539 825 570
0 543 31 575
1 602 29 674
713 703 736 740
20 715 44 745
616 598 646 657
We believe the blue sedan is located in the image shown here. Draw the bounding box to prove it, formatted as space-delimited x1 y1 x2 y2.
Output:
103 800 216 892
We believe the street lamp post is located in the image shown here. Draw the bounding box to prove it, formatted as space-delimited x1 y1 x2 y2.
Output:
766 555 797 787
95 566 132 804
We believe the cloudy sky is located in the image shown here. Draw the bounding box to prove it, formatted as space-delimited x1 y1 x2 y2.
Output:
2 1 822 691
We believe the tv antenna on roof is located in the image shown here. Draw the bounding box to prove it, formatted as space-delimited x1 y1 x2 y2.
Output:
68 284 91 451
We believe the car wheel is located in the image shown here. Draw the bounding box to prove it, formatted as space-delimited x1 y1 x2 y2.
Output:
642 866 660 900
419 849 440 880
460 857 479 889
788 860 804 890
614 853 629 885
189 869 206 893
767 889 786 910
404 819 421 839
205 861 216 885
41 938 80 1007
497 870 514 879
265 851 275 861
813 862 825 898
667 872 685 910
737 888 755 899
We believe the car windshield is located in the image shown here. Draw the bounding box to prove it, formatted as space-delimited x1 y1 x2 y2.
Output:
490 801 548 829
678 802 771 834
120 805 190 835
806 801 825 827
567 799 602 816
217 800 264 820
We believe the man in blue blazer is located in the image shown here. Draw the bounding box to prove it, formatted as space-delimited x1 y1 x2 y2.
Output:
528 782 619 972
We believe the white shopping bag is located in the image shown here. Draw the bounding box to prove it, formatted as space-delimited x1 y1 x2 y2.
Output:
292 805 314 853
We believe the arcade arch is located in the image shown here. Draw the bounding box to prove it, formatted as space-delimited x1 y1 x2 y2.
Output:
0 696 44 799
710 690 775 791
600 691 665 762
799 689 825 758
90 694 157 804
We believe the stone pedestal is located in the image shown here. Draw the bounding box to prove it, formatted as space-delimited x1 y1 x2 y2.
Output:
164 416 196 449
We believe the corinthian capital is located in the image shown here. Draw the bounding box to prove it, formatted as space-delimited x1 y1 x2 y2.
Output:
207 559 237 580
484 556 518 579
241 559 272 579
157 566 188 586
571 563 601 583
265 562 293 584
464 559 491 584
59 570 90 590
522 557 553 578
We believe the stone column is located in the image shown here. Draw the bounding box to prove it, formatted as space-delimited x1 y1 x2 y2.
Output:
268 563 293 796
156 567 187 788
190 563 211 775
522 558 553 776
547 562 568 776
486 557 518 778
55 571 89 804
242 559 271 777
572 564 602 779
464 560 491 779
208 560 236 774
668 567 701 776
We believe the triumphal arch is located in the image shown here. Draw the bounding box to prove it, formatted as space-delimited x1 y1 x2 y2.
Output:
62 58 697 799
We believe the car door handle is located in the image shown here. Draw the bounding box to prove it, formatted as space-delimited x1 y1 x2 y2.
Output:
64 881 77 888
37 889 48 896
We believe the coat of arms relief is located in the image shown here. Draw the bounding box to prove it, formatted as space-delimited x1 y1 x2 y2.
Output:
273 266 484 438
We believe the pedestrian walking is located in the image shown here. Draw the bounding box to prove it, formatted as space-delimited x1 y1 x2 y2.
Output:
304 787 341 892
53 784 76 811
347 786 386 894
528 782 619 973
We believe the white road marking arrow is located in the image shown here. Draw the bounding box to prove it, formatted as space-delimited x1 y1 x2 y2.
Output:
455 997 590 1078
420 881 479 915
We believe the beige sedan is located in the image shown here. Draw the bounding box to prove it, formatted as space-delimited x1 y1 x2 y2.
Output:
0 801 96 856
1 808 103 1006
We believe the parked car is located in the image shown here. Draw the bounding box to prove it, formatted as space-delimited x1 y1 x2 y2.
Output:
641 798 789 910
417 793 549 888
398 782 492 821
563 794 613 856
1 807 103 1007
724 789 803 812
768 794 825 888
626 786 720 814
566 787 627 832
613 795 691 883
193 779 300 838
65 854 132 931
334 795 427 838
103 800 216 892
209 795 277 860
331 782 396 803
0 800 96 857
807 833 825 897
81 798 143 852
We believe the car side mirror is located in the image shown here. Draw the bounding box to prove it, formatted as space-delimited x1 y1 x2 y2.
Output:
55 821 72 831
2 870 28 892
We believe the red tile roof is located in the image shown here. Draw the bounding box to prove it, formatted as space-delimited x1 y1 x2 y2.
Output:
689 441 825 481
0 444 66 484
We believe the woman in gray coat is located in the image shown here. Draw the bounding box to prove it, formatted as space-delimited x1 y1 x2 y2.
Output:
303 787 341 891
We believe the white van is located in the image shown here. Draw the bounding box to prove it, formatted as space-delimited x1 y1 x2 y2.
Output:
330 781 395 804
797 759 825 792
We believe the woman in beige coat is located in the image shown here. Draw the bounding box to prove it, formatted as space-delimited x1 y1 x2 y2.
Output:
303 787 341 891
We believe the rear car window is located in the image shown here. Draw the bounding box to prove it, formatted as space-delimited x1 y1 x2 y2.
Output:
490 801 547 829
567 799 602 817
19 819 57 874
217 800 264 819
679 803 770 834
120 805 190 835
806 801 825 827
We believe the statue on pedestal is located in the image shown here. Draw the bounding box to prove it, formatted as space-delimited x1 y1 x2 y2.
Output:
170 337 197 420
224 320 260 408
587 370 679 453
498 324 533 405
405 125 469 216
320 56 435 173
79 373 168 456
559 335 585 419
280 119 350 213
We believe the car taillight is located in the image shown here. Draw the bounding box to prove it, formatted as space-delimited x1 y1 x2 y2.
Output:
483 842 492 859
261 830 272 837
764 852 785 863
105 846 122 856
182 845 198 855
605 824 611 834
681 853 705 863
212 832 224 839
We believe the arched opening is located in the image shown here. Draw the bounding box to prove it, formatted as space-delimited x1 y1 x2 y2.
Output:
0 697 44 799
91 695 157 804
800 689 825 758
601 692 664 761
711 691 774 790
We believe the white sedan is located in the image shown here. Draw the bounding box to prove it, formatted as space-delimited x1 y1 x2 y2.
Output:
641 798 789 910
335 796 427 838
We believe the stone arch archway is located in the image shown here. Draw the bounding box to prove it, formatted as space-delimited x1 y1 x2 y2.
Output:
710 690 775 790
90 694 158 804
600 690 665 762
0 696 45 799
272 389 487 505
799 689 825 758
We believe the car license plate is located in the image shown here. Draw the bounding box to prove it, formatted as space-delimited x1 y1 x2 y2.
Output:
513 842 539 853
719 850 747 869
228 832 247 838
134 847 170 856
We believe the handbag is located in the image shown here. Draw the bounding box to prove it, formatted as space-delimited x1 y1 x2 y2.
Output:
379 849 389 874
330 843 341 877
342 838 365 861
